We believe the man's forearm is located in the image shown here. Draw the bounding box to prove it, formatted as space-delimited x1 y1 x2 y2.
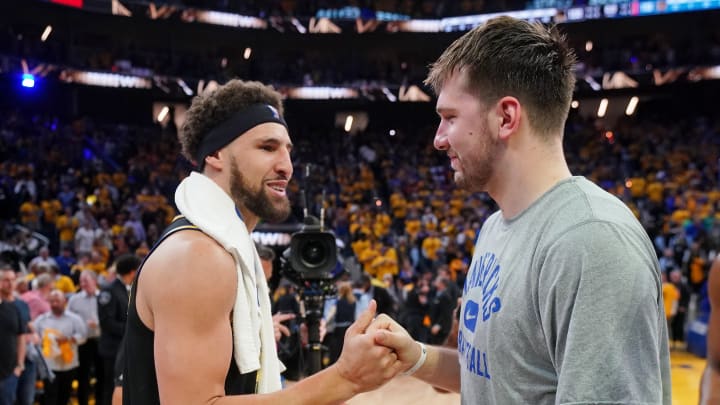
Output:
17 334 26 366
413 345 461 393
280 364 359 404
210 365 358 405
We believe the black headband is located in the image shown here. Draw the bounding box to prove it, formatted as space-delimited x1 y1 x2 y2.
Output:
194 103 287 169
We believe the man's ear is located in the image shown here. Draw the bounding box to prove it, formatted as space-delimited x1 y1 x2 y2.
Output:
494 96 521 141
203 151 223 171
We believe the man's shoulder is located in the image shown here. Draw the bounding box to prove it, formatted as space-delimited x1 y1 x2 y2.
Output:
99 285 122 305
138 232 237 325
111 279 126 290
373 285 392 299
553 178 636 222
64 310 84 322
20 291 38 302
143 230 233 278
66 293 80 307
34 311 50 323
12 297 30 311
100 281 122 295
139 231 236 302
0 300 18 313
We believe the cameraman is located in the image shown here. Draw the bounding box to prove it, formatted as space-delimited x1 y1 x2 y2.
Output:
122 80 402 404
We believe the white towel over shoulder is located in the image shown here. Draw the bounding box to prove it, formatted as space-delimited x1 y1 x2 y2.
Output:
175 172 283 393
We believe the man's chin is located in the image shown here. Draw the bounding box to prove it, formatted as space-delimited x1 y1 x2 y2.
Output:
264 204 291 223
454 173 468 189
454 174 485 193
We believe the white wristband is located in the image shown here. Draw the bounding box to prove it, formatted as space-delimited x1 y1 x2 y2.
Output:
402 342 427 376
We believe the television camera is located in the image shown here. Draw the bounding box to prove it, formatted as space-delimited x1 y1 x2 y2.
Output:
279 177 343 376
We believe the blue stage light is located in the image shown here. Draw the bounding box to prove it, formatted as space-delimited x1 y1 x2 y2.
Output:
21 74 35 88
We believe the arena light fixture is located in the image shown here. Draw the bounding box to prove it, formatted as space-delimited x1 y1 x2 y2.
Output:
625 96 639 116
287 87 358 99
177 78 193 96
597 98 608 118
389 129 396 136
344 115 354 132
21 74 35 88
157 106 169 122
571 100 579 109
41 25 53 42
194 11 267 29
585 40 593 52
243 48 252 60
291 18 307 34
382 87 397 102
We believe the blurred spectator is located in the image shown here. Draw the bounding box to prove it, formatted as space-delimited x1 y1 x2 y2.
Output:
398 276 430 343
662 272 680 347
20 273 52 321
428 276 454 345
33 290 87 405
67 270 103 405
670 269 692 349
0 268 26 405
34 290 87 405
97 254 140 405
27 247 58 274
75 220 99 258
54 246 76 278
354 273 395 319
325 281 356 364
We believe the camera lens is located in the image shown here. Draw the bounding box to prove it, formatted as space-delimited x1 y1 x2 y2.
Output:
301 241 326 267
288 230 337 277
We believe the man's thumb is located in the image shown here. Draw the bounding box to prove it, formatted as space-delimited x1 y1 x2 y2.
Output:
347 299 377 335
374 329 401 350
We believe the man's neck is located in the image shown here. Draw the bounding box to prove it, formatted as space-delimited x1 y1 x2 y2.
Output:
489 135 571 219
236 206 258 231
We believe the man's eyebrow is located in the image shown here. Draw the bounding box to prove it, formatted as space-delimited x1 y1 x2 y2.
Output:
257 137 293 151
436 107 457 115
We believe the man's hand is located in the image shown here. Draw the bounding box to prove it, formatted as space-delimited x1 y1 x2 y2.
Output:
272 312 295 342
13 364 24 377
55 334 69 344
368 313 423 374
334 300 404 394
300 318 328 346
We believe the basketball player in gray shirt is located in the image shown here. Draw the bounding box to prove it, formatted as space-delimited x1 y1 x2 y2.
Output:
368 16 671 404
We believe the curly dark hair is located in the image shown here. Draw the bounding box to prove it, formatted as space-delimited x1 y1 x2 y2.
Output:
179 79 284 164
425 16 576 137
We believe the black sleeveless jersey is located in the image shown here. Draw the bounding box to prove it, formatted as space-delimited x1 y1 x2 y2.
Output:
123 216 257 405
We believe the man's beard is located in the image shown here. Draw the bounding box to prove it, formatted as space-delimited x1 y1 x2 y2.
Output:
229 158 291 223
455 121 499 193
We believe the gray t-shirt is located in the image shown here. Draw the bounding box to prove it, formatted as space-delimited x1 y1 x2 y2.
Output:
459 176 671 405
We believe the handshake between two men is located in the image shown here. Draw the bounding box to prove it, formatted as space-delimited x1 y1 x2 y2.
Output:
329 299 459 398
